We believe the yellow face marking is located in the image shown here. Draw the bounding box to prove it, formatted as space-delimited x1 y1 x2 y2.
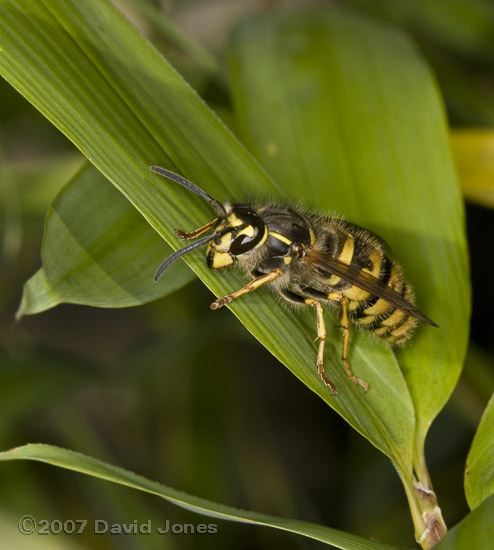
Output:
380 308 405 327
233 226 269 258
210 251 234 269
239 225 268 248
339 237 355 265
269 231 292 246
284 256 292 264
225 214 244 228
207 232 235 265
237 226 255 238
216 232 232 251
364 298 391 315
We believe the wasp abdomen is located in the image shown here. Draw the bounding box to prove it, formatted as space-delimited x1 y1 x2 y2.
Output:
352 273 418 346
307 218 418 345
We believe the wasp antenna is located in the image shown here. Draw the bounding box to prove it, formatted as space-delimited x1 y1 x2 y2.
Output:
150 166 227 218
154 229 228 282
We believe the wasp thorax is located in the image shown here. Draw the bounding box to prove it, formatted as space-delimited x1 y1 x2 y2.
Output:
206 205 268 270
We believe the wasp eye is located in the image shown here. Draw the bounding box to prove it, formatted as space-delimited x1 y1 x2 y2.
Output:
230 233 255 255
230 218 265 255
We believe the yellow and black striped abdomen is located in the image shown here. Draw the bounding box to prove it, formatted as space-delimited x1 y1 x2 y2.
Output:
312 220 418 345
351 259 418 345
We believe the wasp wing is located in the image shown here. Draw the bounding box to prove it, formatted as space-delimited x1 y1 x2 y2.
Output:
303 250 437 326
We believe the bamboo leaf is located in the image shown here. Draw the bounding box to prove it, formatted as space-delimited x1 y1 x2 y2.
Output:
17 165 193 317
0 444 398 550
229 11 469 471
465 392 494 510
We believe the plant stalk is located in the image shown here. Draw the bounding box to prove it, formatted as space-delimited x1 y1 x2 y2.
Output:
398 452 448 549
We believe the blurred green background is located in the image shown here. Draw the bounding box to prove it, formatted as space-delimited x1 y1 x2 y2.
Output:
1 0 493 548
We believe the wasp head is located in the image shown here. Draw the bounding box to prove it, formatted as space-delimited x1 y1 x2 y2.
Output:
206 205 268 270
150 167 267 281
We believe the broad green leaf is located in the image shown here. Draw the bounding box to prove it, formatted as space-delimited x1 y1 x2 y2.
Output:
451 129 494 209
0 0 426 471
17 164 193 317
0 444 398 550
465 392 494 510
342 3 494 125
229 11 469 472
434 493 494 550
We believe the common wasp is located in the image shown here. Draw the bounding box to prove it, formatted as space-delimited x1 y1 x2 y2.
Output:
151 165 437 394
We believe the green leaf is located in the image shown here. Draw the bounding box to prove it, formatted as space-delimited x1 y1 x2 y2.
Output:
229 11 469 473
0 444 398 550
465 392 494 510
434 494 494 550
17 165 193 317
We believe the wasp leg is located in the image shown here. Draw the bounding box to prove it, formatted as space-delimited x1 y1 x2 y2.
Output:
210 269 282 310
340 297 369 391
176 218 218 240
304 298 338 395
279 289 338 394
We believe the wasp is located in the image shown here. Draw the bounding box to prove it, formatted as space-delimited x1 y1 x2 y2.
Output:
150 165 437 394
